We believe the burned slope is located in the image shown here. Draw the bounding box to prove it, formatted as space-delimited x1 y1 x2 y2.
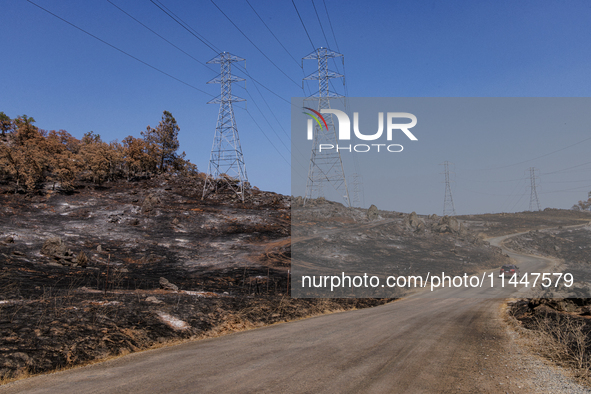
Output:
506 224 591 310
0 177 387 381
460 209 591 237
505 222 591 382
292 199 511 297
0 174 291 297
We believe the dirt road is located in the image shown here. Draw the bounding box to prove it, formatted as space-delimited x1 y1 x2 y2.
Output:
0 234 579 393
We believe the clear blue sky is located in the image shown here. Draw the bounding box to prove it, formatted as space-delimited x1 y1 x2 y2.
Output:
3 0 591 214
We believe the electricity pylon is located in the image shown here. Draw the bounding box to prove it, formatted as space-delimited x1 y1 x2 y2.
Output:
202 52 248 202
441 161 456 216
528 167 541 211
350 172 363 207
303 47 350 207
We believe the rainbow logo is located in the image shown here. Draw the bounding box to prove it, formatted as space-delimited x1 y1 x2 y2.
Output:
303 107 328 130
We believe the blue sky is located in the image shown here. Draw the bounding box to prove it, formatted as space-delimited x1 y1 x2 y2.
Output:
3 0 591 214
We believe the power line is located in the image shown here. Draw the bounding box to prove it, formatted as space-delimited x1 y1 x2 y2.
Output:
543 178 591 184
149 0 302 109
106 0 217 74
234 69 293 106
149 0 219 53
322 0 340 52
26 0 214 97
210 0 301 89
508 184 528 212
456 175 524 183
500 177 526 212
539 184 591 194
243 109 291 167
148 0 304 166
461 188 522 197
233 85 308 178
321 0 350 100
475 135 591 171
311 0 329 47
245 0 301 68
292 0 316 50
242 89 290 153
542 159 591 175
245 0 311 97
238 71 309 165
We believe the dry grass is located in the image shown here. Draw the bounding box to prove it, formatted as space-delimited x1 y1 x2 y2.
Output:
533 314 590 381
0 368 33 386
506 303 591 385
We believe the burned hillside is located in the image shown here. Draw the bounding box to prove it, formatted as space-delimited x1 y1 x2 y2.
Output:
0 175 389 381
292 198 512 297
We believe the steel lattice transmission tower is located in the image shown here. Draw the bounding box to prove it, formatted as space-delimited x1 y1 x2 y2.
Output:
441 161 456 216
303 47 350 207
349 172 363 207
528 167 541 211
202 52 248 201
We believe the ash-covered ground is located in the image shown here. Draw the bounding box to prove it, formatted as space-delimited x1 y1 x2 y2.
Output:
505 223 591 317
493 213 591 382
2 177 589 382
459 209 591 237
0 176 388 381
459 208 591 332
292 198 512 297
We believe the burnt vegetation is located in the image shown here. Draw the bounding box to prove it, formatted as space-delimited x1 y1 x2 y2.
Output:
3 110 590 384
0 111 389 382
501 220 591 383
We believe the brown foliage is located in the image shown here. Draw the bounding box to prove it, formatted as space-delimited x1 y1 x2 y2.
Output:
0 111 197 193
122 135 156 178
141 110 180 173
0 116 46 192
572 192 591 211
45 130 82 191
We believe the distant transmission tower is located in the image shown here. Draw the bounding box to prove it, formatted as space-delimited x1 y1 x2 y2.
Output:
303 47 350 207
528 167 541 211
349 173 363 207
441 161 456 216
202 52 248 202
